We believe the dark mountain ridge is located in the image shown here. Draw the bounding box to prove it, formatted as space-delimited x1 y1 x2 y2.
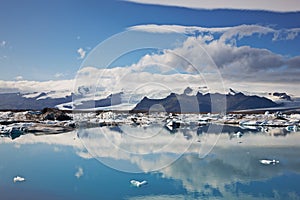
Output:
132 91 279 113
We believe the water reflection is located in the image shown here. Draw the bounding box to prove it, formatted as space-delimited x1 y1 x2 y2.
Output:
77 125 300 198
0 125 299 199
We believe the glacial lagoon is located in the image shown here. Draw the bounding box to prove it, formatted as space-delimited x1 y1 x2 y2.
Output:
1 124 300 200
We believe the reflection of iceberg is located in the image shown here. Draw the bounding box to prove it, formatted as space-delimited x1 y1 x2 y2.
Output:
130 180 147 187
230 131 243 139
1 124 300 198
0 125 27 140
13 176 25 183
165 118 181 133
285 125 298 132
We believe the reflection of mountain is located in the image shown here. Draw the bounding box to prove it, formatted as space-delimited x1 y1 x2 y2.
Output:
133 92 279 113
1 125 300 199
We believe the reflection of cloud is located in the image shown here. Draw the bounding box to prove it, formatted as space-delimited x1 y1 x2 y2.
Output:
157 145 300 197
0 131 84 149
75 167 84 178
1 126 299 199
126 194 186 200
126 191 298 200
53 147 61 152
125 0 300 12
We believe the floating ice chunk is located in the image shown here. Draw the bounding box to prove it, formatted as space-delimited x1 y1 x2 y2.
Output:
130 179 147 187
13 176 25 183
233 131 243 138
259 159 279 165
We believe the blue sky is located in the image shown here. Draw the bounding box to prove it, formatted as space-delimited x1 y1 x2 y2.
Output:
0 0 300 96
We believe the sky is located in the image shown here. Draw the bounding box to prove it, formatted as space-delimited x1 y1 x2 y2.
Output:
0 0 300 98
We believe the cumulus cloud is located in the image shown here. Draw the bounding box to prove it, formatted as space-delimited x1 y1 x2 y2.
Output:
204 39 285 72
126 24 300 90
77 48 86 59
125 0 300 12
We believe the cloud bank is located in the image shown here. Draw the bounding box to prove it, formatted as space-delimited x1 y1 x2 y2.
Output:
0 24 299 100
125 0 300 12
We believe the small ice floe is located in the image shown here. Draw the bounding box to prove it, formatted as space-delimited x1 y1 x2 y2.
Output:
233 131 243 138
130 179 147 187
285 125 298 132
259 159 279 165
13 176 25 183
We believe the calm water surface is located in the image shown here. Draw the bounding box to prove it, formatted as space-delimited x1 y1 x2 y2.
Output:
0 125 300 200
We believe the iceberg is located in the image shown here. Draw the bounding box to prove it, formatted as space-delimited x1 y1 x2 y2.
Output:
259 159 279 165
13 176 25 183
130 179 147 187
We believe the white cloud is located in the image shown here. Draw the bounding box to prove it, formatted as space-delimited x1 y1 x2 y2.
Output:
273 28 300 41
125 24 300 96
125 0 300 12
128 24 230 34
15 76 24 81
0 79 74 98
0 40 6 48
1 24 300 100
129 24 300 41
77 48 86 59
75 167 84 178
54 73 64 78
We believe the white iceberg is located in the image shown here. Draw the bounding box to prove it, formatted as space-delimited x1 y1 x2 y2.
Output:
130 179 147 187
13 176 25 183
259 159 279 165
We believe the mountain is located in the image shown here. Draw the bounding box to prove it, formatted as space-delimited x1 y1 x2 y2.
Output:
0 92 72 110
73 92 123 109
132 91 279 113
0 89 280 112
0 91 131 111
